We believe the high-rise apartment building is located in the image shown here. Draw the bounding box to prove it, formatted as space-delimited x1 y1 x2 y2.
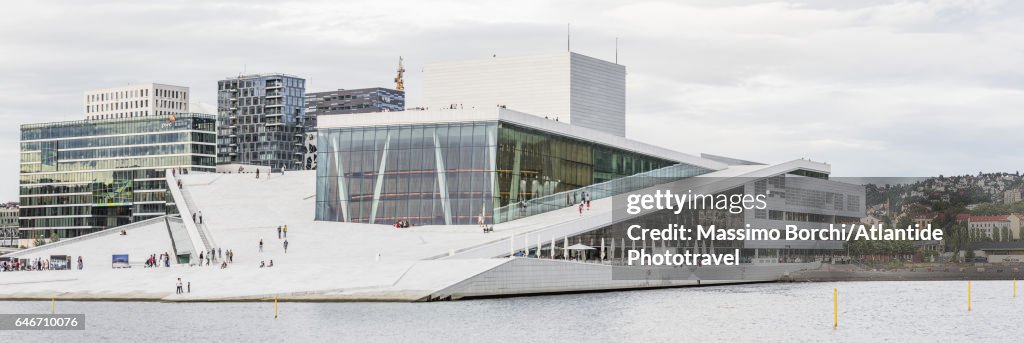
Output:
18 114 216 242
217 74 306 169
84 83 189 120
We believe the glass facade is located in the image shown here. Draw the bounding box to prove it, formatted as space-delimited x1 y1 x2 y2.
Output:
18 114 216 239
316 121 693 226
217 74 306 170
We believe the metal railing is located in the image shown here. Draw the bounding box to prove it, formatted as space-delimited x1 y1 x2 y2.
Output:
179 186 217 249
494 164 708 223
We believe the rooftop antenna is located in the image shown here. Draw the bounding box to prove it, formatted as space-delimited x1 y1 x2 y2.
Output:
567 23 571 52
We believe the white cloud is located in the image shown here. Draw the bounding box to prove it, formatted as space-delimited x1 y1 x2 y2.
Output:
0 0 1022 200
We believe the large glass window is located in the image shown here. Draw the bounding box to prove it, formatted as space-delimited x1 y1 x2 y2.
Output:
316 121 689 226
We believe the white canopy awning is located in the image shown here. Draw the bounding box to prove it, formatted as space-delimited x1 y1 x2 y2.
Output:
565 244 595 250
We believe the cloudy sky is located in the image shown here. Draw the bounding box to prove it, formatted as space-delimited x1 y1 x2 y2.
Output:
1 0 1022 200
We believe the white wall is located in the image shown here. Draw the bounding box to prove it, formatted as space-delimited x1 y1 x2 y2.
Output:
423 53 570 118
569 53 626 136
423 52 627 137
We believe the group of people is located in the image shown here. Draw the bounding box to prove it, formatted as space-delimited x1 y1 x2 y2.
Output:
170 168 190 176
192 211 204 224
250 167 285 179
576 191 592 215
394 220 412 228
197 248 232 266
259 259 274 268
276 225 288 239
0 256 82 272
145 252 172 268
479 215 494 233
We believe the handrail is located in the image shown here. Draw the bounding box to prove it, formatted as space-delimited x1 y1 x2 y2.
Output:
494 163 708 223
180 187 216 249
3 216 168 257
165 170 208 254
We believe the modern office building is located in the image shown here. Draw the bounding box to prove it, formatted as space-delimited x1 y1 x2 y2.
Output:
305 87 405 118
300 87 406 170
217 74 306 169
18 114 216 242
0 204 18 248
422 52 626 136
85 83 190 120
315 108 719 226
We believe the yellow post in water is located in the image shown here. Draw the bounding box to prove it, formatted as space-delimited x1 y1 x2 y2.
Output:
51 295 55 314
1014 279 1017 298
833 288 838 328
968 280 972 312
274 295 278 319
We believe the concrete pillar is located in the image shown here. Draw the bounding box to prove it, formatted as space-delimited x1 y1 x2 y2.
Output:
563 236 568 260
550 237 555 259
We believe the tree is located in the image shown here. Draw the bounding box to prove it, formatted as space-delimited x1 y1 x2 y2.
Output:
48 231 59 244
33 232 46 247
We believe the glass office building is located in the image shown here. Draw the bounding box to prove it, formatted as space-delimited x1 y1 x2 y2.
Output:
315 118 704 226
19 114 216 240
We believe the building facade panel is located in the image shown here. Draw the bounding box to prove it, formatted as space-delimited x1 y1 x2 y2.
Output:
569 53 626 136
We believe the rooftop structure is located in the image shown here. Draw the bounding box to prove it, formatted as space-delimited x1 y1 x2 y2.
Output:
422 52 626 136
84 83 189 120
